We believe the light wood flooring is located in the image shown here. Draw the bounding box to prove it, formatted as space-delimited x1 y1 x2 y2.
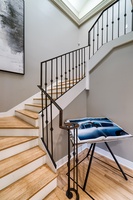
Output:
45 149 133 200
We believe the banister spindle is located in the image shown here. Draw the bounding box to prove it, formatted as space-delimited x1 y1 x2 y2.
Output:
112 4 114 40
78 49 80 80
97 21 99 51
56 58 58 99
45 62 47 91
106 9 108 43
93 27 95 55
117 0 120 38
101 14 104 46
124 0 127 34
72 52 74 85
88 31 91 59
51 59 53 98
81 48 83 78
59 56 62 95
69 53 71 88
84 47 85 77
131 6 133 31
76 50 78 83
65 54 67 91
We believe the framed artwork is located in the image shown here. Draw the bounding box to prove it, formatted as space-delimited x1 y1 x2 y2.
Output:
0 0 24 74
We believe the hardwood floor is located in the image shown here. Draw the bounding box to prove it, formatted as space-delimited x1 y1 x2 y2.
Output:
46 149 133 200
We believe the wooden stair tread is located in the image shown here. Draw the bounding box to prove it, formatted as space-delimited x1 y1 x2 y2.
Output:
16 109 39 119
25 103 43 107
0 165 57 200
0 136 38 151
0 116 38 129
0 146 46 178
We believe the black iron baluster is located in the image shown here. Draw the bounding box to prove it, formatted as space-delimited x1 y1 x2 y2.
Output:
84 47 85 77
72 52 74 85
51 60 53 99
56 58 58 99
45 62 47 91
117 0 120 37
112 4 114 40
124 0 127 34
50 102 53 157
45 62 48 147
88 31 91 59
40 62 43 88
81 48 83 79
101 14 104 46
65 54 67 91
69 53 71 88
45 91 49 148
66 128 73 199
106 9 108 43
78 49 80 80
76 50 78 83
131 6 133 31
93 27 95 55
97 21 99 51
61 56 63 95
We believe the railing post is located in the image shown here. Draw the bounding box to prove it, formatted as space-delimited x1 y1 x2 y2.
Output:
66 128 73 199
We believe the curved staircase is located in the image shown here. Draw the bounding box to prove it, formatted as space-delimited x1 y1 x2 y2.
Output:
0 99 57 199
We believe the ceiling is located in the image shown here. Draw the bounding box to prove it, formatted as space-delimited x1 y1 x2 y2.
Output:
51 0 115 26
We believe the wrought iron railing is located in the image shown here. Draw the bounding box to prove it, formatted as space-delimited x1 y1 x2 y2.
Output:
88 0 133 59
38 85 79 199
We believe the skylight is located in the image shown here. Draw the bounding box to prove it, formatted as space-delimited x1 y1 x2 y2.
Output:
51 0 115 26
62 0 103 19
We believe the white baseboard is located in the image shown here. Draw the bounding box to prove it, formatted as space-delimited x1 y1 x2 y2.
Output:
94 145 133 170
56 143 133 170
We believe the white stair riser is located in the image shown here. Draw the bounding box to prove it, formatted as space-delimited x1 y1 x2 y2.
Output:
0 129 39 136
33 99 51 105
25 105 42 113
15 111 39 127
1 156 46 190
30 178 57 200
1 138 38 160
47 87 69 93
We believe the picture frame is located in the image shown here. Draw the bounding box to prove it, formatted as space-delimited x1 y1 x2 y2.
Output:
0 0 25 74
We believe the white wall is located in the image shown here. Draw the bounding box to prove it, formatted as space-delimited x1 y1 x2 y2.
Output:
0 0 79 112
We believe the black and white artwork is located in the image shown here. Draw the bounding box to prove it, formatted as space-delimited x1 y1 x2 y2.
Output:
66 117 132 144
0 0 24 74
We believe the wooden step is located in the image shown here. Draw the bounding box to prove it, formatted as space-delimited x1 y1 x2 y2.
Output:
1 146 47 189
0 165 57 200
15 110 39 119
0 136 38 151
0 116 38 129
0 146 46 178
25 103 45 112
15 110 39 126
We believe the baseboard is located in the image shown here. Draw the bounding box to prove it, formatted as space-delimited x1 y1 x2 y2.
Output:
94 145 133 170
56 143 133 170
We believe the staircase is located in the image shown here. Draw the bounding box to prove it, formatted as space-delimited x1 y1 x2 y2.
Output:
0 79 81 199
0 86 61 199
